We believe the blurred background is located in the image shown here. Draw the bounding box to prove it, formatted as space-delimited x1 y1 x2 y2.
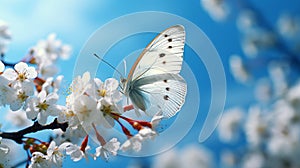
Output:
1 0 300 167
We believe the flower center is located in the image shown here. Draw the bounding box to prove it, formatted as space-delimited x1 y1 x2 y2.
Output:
98 89 106 97
18 73 26 82
101 105 112 116
18 91 29 101
36 100 49 111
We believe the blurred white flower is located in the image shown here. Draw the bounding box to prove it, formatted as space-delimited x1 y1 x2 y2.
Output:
229 55 250 83
218 108 244 142
180 144 214 168
32 33 71 78
273 100 296 127
201 0 229 21
268 100 300 160
254 79 272 102
268 63 288 97
245 106 268 146
242 152 265 168
152 148 181 168
95 138 120 161
38 62 59 78
152 145 214 168
277 14 300 38
5 109 31 127
268 125 300 161
287 81 300 111
241 31 275 57
221 150 237 168
0 20 11 54
237 10 257 31
33 33 71 62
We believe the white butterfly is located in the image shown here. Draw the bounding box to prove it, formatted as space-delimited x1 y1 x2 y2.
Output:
121 25 187 118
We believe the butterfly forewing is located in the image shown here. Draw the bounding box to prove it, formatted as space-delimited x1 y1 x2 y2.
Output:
128 25 185 81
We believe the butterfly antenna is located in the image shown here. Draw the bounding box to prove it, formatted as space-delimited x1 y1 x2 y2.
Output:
123 59 127 76
94 53 124 78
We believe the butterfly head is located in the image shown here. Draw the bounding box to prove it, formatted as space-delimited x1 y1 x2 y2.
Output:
120 78 128 93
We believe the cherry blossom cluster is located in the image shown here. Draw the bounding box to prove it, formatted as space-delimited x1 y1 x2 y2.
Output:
0 20 164 168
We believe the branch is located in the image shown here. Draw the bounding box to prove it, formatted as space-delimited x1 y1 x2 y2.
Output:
0 118 68 144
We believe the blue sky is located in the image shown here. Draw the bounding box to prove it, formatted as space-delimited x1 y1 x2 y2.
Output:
1 0 299 167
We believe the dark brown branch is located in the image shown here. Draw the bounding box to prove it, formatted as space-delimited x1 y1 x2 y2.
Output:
0 118 68 144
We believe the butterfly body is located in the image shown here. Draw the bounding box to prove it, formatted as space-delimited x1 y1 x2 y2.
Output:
121 25 187 118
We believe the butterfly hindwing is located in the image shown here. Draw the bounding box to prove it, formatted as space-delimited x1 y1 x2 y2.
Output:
130 73 187 118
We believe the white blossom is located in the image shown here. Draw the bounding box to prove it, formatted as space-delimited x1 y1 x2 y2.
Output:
0 76 15 106
29 152 51 168
66 72 91 106
95 138 120 161
42 75 64 93
151 110 164 128
88 78 122 103
120 128 157 152
65 143 91 162
120 134 143 152
46 141 69 168
25 90 60 125
3 62 37 82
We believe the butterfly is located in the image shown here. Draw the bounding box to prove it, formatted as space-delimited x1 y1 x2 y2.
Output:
120 25 187 118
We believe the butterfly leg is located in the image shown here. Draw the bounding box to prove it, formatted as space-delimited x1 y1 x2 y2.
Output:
123 104 134 112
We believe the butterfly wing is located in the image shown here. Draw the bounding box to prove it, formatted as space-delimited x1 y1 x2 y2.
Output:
129 73 187 118
127 25 185 81
125 25 187 118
